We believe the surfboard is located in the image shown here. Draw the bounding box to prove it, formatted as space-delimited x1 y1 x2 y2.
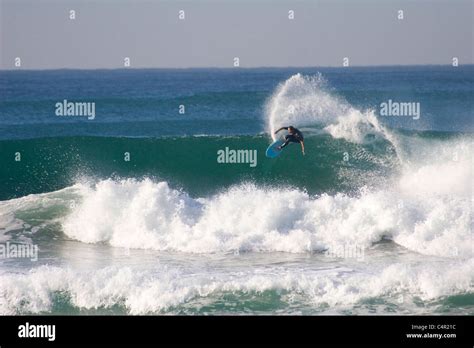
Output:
266 140 285 158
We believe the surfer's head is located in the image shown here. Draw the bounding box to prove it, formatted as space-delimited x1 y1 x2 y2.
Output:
288 126 295 132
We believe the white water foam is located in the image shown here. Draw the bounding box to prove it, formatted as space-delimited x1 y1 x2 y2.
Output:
0 258 471 315
59 155 471 258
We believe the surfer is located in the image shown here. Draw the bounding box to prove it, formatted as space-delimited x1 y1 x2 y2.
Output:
275 126 305 155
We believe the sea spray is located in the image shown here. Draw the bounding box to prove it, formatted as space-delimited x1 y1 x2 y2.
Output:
265 74 395 146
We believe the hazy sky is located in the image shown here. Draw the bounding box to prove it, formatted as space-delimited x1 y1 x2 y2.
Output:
1 0 472 69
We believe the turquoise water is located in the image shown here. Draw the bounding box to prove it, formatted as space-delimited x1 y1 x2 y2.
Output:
0 67 472 315
0 134 398 199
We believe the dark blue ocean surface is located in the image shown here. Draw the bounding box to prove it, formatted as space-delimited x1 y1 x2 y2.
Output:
1 66 472 140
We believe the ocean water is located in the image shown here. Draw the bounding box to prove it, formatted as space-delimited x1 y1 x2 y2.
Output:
0 66 472 315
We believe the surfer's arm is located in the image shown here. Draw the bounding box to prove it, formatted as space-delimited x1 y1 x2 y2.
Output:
274 127 288 134
300 140 305 155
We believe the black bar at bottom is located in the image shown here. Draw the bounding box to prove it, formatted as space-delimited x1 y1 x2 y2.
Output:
0 315 471 346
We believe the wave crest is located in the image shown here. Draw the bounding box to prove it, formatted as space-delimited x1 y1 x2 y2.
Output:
60 177 471 258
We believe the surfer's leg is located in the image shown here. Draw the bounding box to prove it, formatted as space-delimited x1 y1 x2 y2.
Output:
280 140 290 149
279 135 292 149
280 135 297 149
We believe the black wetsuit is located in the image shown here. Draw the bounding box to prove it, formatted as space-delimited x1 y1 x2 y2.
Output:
281 127 304 149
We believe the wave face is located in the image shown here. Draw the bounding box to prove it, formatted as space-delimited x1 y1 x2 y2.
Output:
0 133 398 200
1 68 473 315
